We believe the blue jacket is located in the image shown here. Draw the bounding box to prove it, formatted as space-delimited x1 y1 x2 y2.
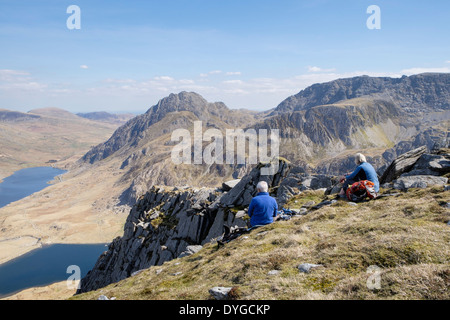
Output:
248 192 278 227
346 162 380 192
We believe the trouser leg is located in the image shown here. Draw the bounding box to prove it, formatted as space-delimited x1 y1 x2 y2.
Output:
343 179 357 192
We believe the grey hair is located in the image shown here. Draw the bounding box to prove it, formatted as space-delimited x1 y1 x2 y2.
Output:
355 153 367 164
256 181 269 193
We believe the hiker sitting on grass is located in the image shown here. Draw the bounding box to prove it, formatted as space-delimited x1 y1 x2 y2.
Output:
247 181 279 228
339 153 380 197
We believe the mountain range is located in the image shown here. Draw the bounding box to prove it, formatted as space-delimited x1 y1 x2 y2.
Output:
77 73 450 205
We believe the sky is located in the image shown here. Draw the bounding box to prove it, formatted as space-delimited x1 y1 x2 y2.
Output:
0 0 449 113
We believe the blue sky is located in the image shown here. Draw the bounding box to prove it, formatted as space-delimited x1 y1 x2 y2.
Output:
0 0 449 113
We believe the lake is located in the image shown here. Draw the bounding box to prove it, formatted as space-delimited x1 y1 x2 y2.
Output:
0 166 67 208
0 166 105 298
0 243 107 298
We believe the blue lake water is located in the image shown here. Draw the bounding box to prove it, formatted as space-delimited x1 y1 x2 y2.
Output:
0 167 106 298
0 243 107 298
0 166 67 208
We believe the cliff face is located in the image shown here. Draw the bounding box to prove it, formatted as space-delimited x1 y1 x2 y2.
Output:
77 159 292 293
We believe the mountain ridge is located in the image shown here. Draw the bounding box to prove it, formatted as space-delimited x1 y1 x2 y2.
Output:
269 73 450 116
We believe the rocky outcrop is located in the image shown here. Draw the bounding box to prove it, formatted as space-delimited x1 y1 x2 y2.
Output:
77 144 449 294
77 158 296 294
220 159 292 208
76 185 229 293
382 147 450 191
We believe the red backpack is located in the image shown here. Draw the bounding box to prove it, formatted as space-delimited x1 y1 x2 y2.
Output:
346 180 378 202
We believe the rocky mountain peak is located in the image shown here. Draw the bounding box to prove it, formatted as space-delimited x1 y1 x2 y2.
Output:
145 91 230 123
80 92 235 164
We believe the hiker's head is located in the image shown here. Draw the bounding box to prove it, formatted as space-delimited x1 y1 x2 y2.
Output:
355 153 367 164
256 181 269 193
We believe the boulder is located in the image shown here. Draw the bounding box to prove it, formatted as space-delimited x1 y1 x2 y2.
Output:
268 270 281 276
209 287 233 300
177 245 203 258
298 263 323 273
380 146 427 184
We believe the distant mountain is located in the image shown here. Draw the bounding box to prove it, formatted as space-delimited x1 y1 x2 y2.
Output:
28 107 81 120
269 73 450 116
0 109 41 122
77 111 135 125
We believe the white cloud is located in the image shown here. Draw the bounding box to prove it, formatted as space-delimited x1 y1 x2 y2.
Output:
307 66 337 73
225 71 242 76
199 70 224 77
223 79 244 85
154 76 175 81
80 65 89 69
103 78 136 84
445 60 450 64
178 79 195 85
0 69 31 82
0 69 47 91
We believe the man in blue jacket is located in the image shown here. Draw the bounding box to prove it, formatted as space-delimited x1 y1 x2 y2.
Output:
339 153 380 196
247 181 278 227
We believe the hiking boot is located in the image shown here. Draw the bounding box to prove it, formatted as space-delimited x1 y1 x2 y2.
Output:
335 194 347 200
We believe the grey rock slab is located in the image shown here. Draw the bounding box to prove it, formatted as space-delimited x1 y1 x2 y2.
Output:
393 175 448 191
209 287 233 300
298 263 323 273
268 270 281 276
178 245 203 258
222 179 241 191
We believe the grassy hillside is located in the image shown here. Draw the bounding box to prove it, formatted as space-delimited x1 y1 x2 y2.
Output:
72 186 450 300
